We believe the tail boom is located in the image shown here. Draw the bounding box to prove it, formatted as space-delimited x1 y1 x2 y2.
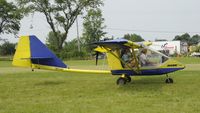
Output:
32 64 111 74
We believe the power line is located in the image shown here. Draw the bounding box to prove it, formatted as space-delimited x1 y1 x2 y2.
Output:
106 27 200 34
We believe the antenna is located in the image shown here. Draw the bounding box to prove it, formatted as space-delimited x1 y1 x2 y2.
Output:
76 17 81 52
30 13 34 29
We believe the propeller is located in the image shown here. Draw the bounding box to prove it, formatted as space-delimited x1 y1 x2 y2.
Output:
95 52 99 66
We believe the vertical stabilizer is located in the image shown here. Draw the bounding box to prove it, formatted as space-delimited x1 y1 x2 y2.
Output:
12 35 67 68
12 36 32 67
29 35 67 68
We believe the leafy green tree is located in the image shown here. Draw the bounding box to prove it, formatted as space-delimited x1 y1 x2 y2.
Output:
0 41 16 56
46 31 64 53
123 33 144 42
190 34 200 45
17 0 103 51
173 33 200 46
46 31 88 59
82 8 106 47
58 38 88 60
196 46 200 52
173 33 190 43
0 0 23 37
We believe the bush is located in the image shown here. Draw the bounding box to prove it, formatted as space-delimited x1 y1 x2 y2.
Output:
57 45 91 60
46 38 94 60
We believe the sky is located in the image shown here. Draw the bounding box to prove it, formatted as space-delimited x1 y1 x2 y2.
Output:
1 0 200 43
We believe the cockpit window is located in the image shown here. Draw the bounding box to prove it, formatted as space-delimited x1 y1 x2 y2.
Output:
138 47 169 67
120 47 169 68
120 48 137 68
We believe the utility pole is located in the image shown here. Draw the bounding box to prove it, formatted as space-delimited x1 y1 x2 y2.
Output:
76 17 81 52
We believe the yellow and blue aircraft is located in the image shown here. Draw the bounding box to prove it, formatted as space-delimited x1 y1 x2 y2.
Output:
12 35 185 85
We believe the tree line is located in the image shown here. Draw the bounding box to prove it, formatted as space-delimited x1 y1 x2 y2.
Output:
173 33 200 46
0 0 106 59
2 32 200 57
1 0 200 58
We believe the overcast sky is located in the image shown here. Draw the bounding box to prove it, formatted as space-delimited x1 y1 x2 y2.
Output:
2 0 200 43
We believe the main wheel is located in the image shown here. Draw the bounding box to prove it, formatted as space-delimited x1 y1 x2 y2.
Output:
117 77 126 85
126 76 132 83
165 78 173 84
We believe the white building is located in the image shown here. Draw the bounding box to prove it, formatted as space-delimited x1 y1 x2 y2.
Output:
149 41 188 55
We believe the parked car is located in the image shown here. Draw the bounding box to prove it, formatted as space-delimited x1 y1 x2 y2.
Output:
190 52 200 57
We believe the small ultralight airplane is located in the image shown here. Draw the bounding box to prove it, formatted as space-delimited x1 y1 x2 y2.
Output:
13 35 185 85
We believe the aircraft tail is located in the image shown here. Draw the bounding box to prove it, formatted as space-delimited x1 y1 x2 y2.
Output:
12 35 67 69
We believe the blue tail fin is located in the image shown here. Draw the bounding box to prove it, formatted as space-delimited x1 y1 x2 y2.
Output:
29 35 67 68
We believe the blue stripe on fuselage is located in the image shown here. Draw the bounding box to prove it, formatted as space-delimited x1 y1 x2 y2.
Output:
111 68 184 76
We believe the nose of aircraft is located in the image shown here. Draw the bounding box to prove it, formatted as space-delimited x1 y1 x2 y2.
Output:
171 59 185 70
160 59 185 70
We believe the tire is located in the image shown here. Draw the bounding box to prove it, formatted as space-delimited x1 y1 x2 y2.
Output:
126 76 132 83
117 77 126 85
165 78 173 84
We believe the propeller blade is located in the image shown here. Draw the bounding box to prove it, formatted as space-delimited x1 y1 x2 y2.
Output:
95 52 99 66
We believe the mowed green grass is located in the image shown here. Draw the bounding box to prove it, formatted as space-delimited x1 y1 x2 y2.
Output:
0 57 200 113
174 57 200 64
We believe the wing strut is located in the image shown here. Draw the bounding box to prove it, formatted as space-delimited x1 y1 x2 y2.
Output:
131 48 140 74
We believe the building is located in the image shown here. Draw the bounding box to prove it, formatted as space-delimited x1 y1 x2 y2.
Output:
180 42 188 54
149 41 188 55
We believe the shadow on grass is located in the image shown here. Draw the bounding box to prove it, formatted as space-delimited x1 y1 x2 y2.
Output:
35 80 65 86
117 76 167 92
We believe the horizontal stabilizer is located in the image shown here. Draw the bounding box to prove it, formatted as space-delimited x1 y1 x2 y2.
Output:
31 57 53 59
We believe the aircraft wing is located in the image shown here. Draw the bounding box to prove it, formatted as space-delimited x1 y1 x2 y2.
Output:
93 39 141 50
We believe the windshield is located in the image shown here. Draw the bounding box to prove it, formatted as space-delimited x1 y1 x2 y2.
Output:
120 47 170 68
138 47 169 67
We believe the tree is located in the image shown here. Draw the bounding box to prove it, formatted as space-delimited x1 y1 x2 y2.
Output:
190 34 200 45
46 31 88 59
17 0 103 51
82 8 106 46
46 31 64 53
173 33 200 46
0 41 16 56
0 0 23 37
57 38 88 59
173 33 190 43
123 33 144 42
196 46 200 52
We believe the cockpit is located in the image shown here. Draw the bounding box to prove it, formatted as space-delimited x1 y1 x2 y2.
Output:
120 47 170 68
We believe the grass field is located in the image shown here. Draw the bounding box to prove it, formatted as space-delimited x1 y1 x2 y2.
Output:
0 57 200 113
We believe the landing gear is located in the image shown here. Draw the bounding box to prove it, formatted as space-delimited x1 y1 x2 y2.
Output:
165 78 173 83
165 74 173 84
116 75 132 85
117 77 126 85
126 76 132 83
